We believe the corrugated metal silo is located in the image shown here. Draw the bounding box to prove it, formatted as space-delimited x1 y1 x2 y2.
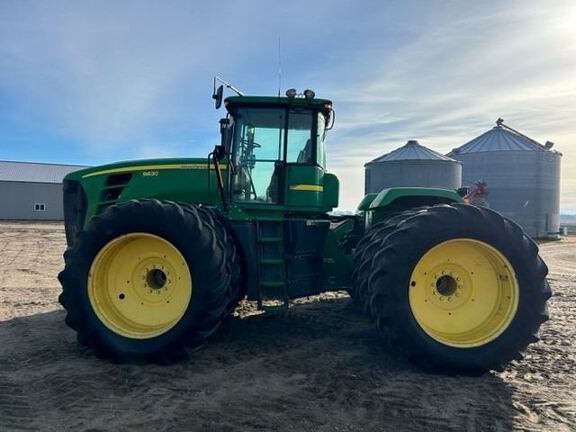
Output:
447 120 562 238
365 140 462 193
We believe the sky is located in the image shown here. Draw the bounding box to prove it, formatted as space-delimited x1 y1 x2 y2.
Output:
1 0 575 211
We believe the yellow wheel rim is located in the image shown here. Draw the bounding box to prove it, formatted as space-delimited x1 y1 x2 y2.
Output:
409 239 519 348
88 233 192 339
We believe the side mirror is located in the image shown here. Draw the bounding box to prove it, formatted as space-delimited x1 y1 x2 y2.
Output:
326 109 335 130
212 144 226 161
213 85 224 109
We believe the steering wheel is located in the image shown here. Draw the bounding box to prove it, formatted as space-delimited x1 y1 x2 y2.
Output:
245 140 261 148
242 139 261 149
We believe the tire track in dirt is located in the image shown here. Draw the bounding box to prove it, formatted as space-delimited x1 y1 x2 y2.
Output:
0 373 38 431
0 301 517 432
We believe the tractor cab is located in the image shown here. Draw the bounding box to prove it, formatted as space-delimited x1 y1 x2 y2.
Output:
219 93 339 213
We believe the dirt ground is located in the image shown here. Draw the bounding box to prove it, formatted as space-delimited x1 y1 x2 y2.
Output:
0 222 574 432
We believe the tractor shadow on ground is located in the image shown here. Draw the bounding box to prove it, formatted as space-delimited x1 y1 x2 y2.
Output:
0 299 516 432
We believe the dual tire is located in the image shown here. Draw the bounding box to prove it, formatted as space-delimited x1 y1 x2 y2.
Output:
353 204 551 374
58 199 243 363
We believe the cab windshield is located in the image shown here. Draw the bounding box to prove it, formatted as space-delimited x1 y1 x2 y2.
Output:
230 107 325 203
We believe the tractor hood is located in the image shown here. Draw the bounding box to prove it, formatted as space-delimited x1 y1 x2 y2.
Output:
63 158 226 234
64 157 220 181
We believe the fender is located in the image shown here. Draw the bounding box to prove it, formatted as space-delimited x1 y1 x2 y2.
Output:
359 187 463 227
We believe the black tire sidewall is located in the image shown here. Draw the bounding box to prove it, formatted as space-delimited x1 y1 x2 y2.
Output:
372 205 547 372
64 200 228 360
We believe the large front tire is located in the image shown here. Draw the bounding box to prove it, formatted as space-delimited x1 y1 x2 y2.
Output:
58 199 234 363
354 204 551 375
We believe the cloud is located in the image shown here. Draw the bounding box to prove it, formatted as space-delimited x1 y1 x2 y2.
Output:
322 0 576 211
0 0 574 211
0 1 237 149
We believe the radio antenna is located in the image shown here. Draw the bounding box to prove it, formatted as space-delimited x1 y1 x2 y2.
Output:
277 36 282 97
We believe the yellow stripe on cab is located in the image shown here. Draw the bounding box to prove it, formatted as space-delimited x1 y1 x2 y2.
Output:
289 184 324 192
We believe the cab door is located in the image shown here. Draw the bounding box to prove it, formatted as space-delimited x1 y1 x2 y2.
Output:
284 110 328 211
229 107 286 205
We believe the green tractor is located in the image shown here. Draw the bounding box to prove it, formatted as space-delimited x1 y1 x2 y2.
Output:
58 85 550 374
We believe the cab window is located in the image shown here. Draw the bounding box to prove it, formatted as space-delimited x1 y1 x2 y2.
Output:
286 111 313 164
316 112 327 168
231 108 285 203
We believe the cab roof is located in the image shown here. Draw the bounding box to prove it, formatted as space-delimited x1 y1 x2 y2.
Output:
224 96 332 112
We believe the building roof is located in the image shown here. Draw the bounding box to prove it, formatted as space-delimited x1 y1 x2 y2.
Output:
0 160 87 184
448 123 555 156
368 140 457 164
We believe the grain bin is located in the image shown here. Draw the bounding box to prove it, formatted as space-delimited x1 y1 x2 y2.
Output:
447 120 562 239
365 140 462 194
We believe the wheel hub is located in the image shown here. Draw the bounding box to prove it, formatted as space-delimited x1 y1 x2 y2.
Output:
147 268 167 290
435 275 457 297
421 264 474 311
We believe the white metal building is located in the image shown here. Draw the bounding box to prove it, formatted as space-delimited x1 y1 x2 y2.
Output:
0 161 86 220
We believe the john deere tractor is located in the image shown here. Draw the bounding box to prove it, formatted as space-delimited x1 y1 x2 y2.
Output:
58 85 550 374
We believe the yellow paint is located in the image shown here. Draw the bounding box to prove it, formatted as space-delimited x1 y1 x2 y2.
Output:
408 239 519 348
289 184 324 192
83 163 227 178
88 233 192 339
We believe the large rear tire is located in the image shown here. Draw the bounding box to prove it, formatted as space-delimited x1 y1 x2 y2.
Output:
58 199 235 363
354 204 550 375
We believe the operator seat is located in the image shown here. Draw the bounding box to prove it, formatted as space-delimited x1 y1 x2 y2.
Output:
266 161 283 203
297 139 313 163
232 164 252 200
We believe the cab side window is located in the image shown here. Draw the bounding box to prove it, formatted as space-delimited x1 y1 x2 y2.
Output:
286 112 313 164
316 112 327 168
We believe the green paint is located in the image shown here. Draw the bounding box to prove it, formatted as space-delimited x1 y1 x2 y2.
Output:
369 187 463 209
65 158 223 222
357 193 378 211
365 187 463 227
323 218 354 289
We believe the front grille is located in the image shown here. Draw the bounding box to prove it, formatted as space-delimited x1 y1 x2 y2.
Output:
63 180 87 247
96 173 132 214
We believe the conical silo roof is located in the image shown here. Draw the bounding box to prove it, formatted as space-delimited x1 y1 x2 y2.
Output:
448 121 551 156
447 119 562 239
368 140 456 164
